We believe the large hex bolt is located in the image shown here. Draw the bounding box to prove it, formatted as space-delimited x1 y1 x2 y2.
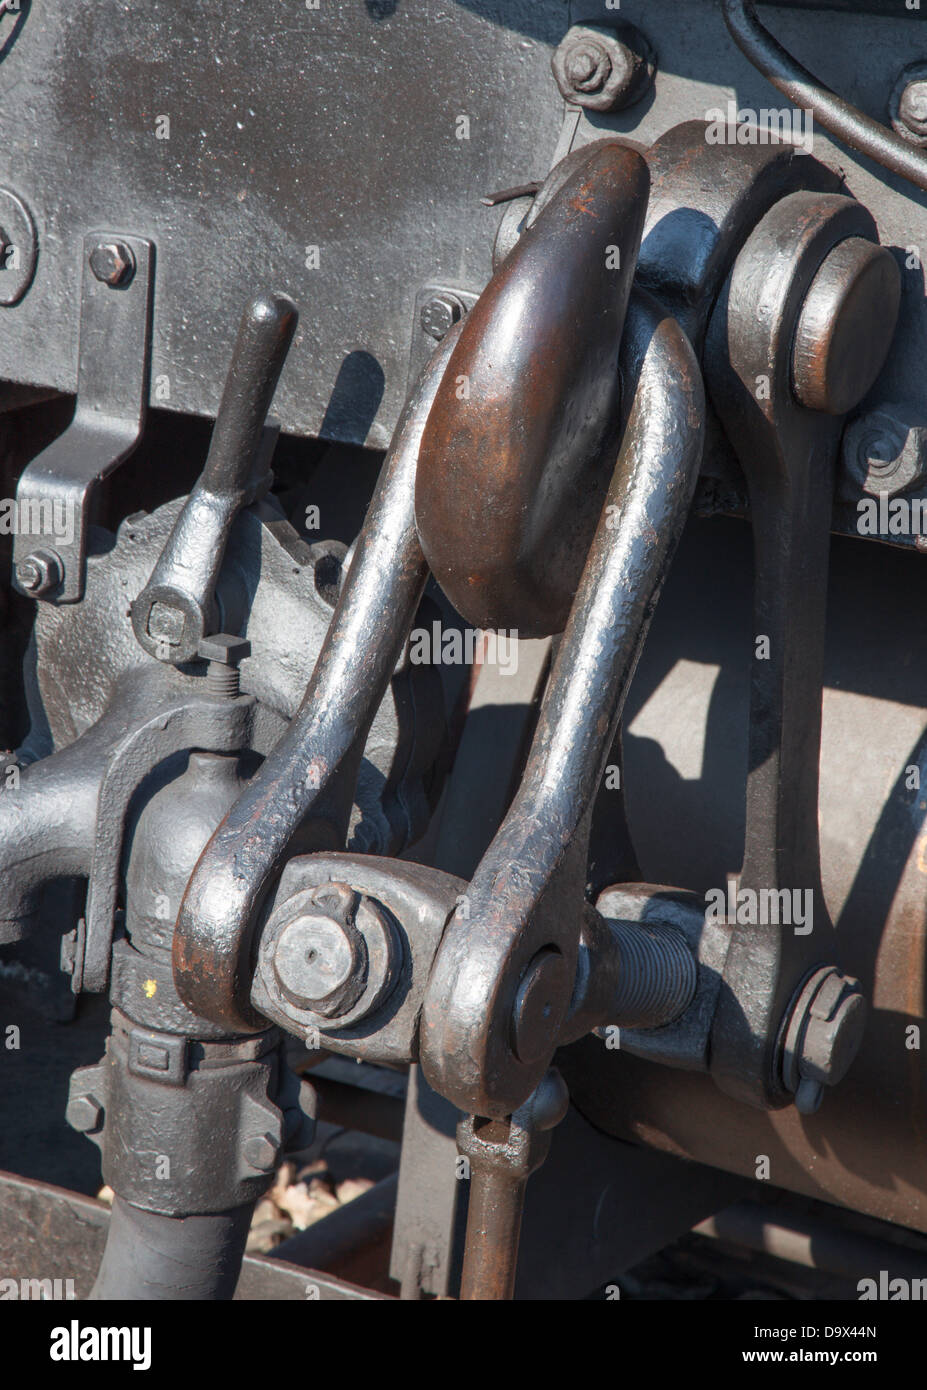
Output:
840 403 927 500
890 64 927 147
791 237 900 418
271 883 369 1019
780 966 867 1115
551 22 656 113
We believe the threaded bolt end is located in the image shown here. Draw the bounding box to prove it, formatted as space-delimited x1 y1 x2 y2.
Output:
206 661 240 697
608 918 697 1029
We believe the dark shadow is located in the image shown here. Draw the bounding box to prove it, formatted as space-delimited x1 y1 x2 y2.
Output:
0 0 31 65
318 351 385 447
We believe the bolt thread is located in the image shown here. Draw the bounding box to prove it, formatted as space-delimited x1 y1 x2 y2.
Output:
608 918 697 1029
206 663 240 697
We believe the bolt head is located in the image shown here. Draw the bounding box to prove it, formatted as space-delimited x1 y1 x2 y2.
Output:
900 80 927 137
842 403 927 500
272 887 368 1017
196 633 252 665
243 1131 279 1174
420 292 465 342
66 1093 103 1134
564 42 611 93
89 240 135 287
551 22 653 113
891 64 927 145
15 548 62 596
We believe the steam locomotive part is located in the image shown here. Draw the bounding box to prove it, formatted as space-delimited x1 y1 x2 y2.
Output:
2 0 926 1304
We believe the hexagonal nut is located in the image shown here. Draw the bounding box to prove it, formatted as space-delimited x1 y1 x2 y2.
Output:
66 1092 104 1135
799 973 866 1087
420 292 465 341
89 240 136 287
551 22 655 113
15 548 62 596
242 1131 279 1174
841 404 927 500
272 901 369 1018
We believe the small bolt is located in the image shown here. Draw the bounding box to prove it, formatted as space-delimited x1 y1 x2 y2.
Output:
242 1131 279 1174
66 1093 103 1135
89 240 136 287
197 633 251 697
15 548 62 596
841 403 927 502
891 65 927 146
564 42 611 94
420 292 465 342
551 22 654 113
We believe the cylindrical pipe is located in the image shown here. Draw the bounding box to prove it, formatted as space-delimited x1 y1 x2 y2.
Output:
90 1197 254 1301
694 1201 927 1285
459 1167 527 1302
722 0 927 192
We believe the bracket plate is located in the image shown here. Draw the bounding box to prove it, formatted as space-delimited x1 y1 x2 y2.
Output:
12 232 153 603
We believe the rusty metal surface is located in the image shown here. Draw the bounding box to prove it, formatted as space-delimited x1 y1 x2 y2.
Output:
562 515 927 1233
415 140 649 636
173 330 461 1033
421 290 705 1119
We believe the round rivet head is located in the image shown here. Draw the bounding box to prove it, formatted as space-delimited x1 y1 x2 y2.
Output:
0 187 37 306
792 237 901 417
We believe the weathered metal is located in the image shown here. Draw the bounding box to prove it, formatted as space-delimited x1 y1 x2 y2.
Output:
721 0 927 191
415 140 649 637
420 288 706 1119
174 328 461 1033
11 233 154 604
703 189 895 1110
131 292 298 663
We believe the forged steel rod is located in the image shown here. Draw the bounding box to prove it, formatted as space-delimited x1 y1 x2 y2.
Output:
721 0 927 192
421 289 706 1122
173 326 461 1033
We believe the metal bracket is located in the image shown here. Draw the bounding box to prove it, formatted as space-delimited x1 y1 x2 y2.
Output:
12 232 153 603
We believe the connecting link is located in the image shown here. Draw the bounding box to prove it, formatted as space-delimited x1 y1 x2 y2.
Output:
456 1070 570 1301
